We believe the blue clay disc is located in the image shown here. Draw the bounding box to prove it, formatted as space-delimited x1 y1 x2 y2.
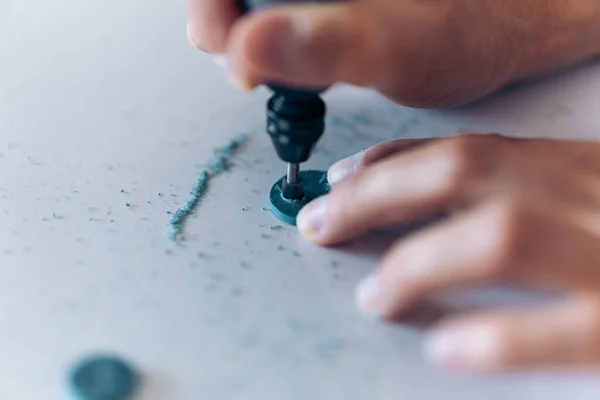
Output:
70 355 138 400
268 170 331 226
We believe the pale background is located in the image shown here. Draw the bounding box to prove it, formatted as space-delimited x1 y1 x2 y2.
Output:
1 1 600 399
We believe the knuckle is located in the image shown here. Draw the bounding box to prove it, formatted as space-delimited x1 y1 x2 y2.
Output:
379 253 425 317
485 320 520 366
486 317 511 341
328 181 356 221
480 200 532 278
583 298 600 347
356 165 395 202
446 134 495 167
362 140 402 165
329 171 382 229
436 134 502 197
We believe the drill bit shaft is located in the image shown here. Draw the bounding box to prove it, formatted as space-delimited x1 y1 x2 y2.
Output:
286 162 300 184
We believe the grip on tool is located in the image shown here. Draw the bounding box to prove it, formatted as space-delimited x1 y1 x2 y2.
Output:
236 0 330 165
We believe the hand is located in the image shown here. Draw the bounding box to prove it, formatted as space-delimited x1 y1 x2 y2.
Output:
187 0 600 107
296 133 600 372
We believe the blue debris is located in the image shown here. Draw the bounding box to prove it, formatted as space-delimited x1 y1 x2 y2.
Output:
69 355 138 400
168 135 247 241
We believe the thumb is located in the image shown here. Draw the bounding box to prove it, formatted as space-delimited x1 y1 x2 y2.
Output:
226 3 391 90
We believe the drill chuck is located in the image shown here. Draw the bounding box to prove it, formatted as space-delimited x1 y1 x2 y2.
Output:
267 93 325 163
238 0 332 202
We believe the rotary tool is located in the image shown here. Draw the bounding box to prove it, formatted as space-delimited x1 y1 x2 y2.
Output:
237 0 333 225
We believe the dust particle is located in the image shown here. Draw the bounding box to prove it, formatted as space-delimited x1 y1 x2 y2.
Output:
239 261 250 269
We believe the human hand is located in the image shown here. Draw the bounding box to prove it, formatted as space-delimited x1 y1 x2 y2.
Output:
187 0 600 107
296 133 600 372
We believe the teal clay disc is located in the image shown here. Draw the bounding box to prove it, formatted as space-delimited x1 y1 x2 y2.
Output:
70 355 138 400
268 170 331 226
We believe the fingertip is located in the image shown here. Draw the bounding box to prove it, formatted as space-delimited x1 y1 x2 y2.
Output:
225 67 260 92
187 20 206 52
424 322 503 372
354 270 384 316
187 0 239 53
297 196 328 242
212 54 252 91
213 54 227 69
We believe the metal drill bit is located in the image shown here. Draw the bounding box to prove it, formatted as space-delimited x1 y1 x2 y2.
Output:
286 163 300 184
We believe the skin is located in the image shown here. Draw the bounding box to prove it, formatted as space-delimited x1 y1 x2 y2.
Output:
186 0 600 372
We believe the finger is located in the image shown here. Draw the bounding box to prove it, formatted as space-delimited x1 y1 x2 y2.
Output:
327 138 432 185
187 0 239 53
297 134 509 245
497 138 600 214
226 2 395 89
519 138 600 174
300 133 600 245
424 295 600 372
354 199 600 319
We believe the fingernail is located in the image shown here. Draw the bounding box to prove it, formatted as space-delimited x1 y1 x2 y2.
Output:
297 196 327 238
213 54 227 70
218 56 258 92
424 324 499 370
328 152 364 184
213 54 238 87
355 271 383 314
187 21 205 51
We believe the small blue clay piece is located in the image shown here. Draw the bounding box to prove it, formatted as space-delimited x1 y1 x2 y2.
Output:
268 170 330 226
70 355 138 400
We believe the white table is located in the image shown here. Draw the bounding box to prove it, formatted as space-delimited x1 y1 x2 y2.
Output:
2 1 600 399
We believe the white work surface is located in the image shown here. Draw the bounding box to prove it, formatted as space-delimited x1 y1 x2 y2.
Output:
2 1 600 399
